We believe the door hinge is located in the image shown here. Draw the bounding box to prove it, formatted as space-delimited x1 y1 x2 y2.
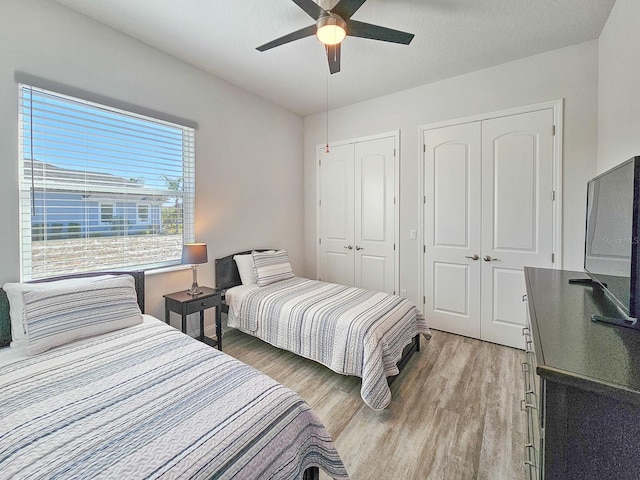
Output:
552 190 556 201
319 238 322 245
319 159 322 166
393 243 396 251
394 197 396 205
423 245 426 253
423 144 426 153
393 290 396 295
552 125 556 136
394 148 396 157
552 253 555 263
423 195 426 204
423 296 426 305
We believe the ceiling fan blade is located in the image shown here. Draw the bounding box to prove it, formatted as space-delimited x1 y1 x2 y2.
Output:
330 0 367 20
256 24 317 51
347 20 415 44
292 0 328 20
327 43 341 74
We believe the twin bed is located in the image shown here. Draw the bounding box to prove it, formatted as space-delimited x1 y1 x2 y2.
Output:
0 272 348 479
0 249 430 478
216 249 431 410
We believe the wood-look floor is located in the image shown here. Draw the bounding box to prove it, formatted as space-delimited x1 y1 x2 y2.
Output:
222 328 526 480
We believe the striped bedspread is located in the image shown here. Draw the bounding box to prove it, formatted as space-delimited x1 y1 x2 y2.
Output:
0 317 349 480
226 278 431 410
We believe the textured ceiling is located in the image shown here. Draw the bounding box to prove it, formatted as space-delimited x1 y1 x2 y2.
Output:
54 0 615 116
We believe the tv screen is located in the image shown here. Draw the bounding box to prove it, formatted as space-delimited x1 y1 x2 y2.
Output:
584 156 640 319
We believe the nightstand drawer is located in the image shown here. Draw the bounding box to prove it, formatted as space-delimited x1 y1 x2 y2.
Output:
186 294 220 315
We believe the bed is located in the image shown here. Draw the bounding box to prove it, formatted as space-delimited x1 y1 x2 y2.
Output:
0 271 349 480
215 250 431 410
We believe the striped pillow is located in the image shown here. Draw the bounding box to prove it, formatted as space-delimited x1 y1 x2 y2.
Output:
22 275 143 355
253 250 295 287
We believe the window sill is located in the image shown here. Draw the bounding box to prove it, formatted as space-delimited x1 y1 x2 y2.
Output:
145 264 191 276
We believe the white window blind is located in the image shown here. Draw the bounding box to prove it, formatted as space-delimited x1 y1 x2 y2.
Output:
18 84 195 280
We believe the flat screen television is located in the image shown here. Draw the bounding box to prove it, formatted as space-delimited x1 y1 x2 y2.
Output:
583 156 640 326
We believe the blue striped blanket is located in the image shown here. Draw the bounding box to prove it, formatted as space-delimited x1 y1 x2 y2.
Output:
227 278 431 410
0 318 349 479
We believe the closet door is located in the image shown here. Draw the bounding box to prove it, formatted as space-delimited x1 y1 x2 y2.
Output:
423 122 482 338
354 136 396 293
480 109 555 347
422 108 556 349
317 143 355 286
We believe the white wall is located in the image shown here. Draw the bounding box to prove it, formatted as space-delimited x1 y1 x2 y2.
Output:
304 42 599 308
0 0 304 329
598 0 640 172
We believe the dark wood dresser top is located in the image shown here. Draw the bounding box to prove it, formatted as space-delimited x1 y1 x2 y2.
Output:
524 267 640 404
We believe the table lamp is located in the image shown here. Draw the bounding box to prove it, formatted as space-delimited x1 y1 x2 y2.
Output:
182 243 208 295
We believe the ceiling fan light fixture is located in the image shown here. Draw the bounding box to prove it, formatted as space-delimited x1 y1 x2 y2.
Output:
316 14 347 46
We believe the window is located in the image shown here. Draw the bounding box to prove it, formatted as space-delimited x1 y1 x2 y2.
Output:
137 204 149 223
19 84 195 280
100 203 114 223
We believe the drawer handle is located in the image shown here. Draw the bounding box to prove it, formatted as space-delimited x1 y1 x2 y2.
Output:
520 399 537 411
524 444 537 475
525 390 537 407
524 443 537 464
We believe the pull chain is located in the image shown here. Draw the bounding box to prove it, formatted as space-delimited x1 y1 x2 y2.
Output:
325 70 330 153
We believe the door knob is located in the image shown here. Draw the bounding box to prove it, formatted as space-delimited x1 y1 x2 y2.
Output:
465 254 479 260
484 255 500 262
355 245 364 251
344 245 353 250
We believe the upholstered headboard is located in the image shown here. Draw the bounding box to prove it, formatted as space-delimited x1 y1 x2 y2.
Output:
0 271 145 348
215 249 273 291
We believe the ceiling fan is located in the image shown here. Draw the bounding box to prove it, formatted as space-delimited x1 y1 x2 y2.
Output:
256 0 415 74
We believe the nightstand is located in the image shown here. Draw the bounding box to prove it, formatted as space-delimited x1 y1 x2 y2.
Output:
163 286 223 350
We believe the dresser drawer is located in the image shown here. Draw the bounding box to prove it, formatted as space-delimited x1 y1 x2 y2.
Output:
186 294 220 315
522 314 543 479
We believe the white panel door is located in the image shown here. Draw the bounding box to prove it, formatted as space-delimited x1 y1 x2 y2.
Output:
354 136 396 294
480 109 555 348
318 143 355 286
423 122 482 338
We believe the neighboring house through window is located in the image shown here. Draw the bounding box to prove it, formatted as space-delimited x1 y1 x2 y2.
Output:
18 84 196 280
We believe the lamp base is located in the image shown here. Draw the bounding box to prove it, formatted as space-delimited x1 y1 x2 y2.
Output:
188 265 202 296
187 286 203 296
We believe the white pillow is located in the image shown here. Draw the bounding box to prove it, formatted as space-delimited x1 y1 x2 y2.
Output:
3 275 116 349
234 254 258 285
234 250 275 285
22 275 143 355
252 250 295 287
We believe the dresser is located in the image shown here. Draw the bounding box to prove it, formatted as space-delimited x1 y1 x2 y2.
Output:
523 267 640 480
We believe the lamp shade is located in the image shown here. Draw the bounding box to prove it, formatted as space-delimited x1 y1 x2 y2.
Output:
181 243 208 265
